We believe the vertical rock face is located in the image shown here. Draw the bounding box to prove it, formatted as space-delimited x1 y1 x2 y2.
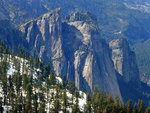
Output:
20 9 122 99
20 8 66 76
109 38 140 83
62 11 122 98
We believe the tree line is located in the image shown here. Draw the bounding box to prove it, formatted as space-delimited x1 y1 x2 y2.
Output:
0 40 150 113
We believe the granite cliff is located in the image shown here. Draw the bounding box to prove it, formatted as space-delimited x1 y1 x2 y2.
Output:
20 9 122 98
109 38 140 83
20 8 66 76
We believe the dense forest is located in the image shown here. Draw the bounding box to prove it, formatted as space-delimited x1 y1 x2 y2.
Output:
0 40 150 113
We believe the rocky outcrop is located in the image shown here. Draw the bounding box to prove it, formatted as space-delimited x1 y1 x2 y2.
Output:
20 9 122 99
20 8 66 76
109 38 140 83
62 11 121 98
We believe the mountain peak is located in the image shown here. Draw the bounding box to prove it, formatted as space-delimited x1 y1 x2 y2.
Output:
109 38 129 50
109 38 140 83
20 8 61 27
63 11 97 23
42 8 61 17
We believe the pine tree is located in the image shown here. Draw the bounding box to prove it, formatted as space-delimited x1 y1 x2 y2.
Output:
145 106 150 113
54 99 60 113
72 90 80 113
8 76 15 110
85 101 92 113
68 81 76 105
127 100 132 113
33 94 38 113
133 103 138 113
22 74 29 91
43 63 51 79
50 73 56 86
25 83 32 113
38 87 46 113
92 89 100 113
39 103 46 113
114 96 122 113
45 77 51 111
62 75 67 89
85 92 92 113
62 90 68 113
0 57 8 105
138 100 144 113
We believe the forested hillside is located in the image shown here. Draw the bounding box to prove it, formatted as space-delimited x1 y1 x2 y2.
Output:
0 40 150 113
1 0 150 84
1 0 150 112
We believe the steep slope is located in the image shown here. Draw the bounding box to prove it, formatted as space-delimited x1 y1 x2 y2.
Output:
133 39 150 85
109 38 140 83
0 0 47 24
62 11 121 98
2 0 150 43
109 38 150 104
20 8 66 76
0 20 27 51
1 0 150 83
20 9 122 99
0 44 87 112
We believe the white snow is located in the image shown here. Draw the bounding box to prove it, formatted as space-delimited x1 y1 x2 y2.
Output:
0 54 88 113
56 76 62 84
79 91 87 111
3 106 12 113
7 63 16 75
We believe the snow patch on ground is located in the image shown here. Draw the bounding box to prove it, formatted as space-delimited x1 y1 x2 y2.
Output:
79 91 86 111
56 76 62 84
7 63 16 75
0 54 87 113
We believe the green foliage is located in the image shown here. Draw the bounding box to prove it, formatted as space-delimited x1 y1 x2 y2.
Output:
25 83 33 113
133 103 138 113
50 73 56 85
145 106 150 113
127 100 132 113
0 40 150 113
54 99 60 113
68 81 76 94
62 90 68 113
138 100 145 113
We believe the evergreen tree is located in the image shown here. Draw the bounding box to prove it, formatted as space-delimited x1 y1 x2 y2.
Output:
85 101 92 113
114 96 122 113
133 103 138 113
8 76 15 110
68 81 76 105
38 87 46 113
62 75 67 89
45 77 51 111
127 100 132 113
0 57 8 105
72 90 80 113
54 99 60 113
25 83 32 113
138 100 144 113
43 63 51 79
33 94 38 113
85 92 91 113
62 90 68 113
22 74 29 91
50 73 56 86
145 106 150 113
39 103 46 113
